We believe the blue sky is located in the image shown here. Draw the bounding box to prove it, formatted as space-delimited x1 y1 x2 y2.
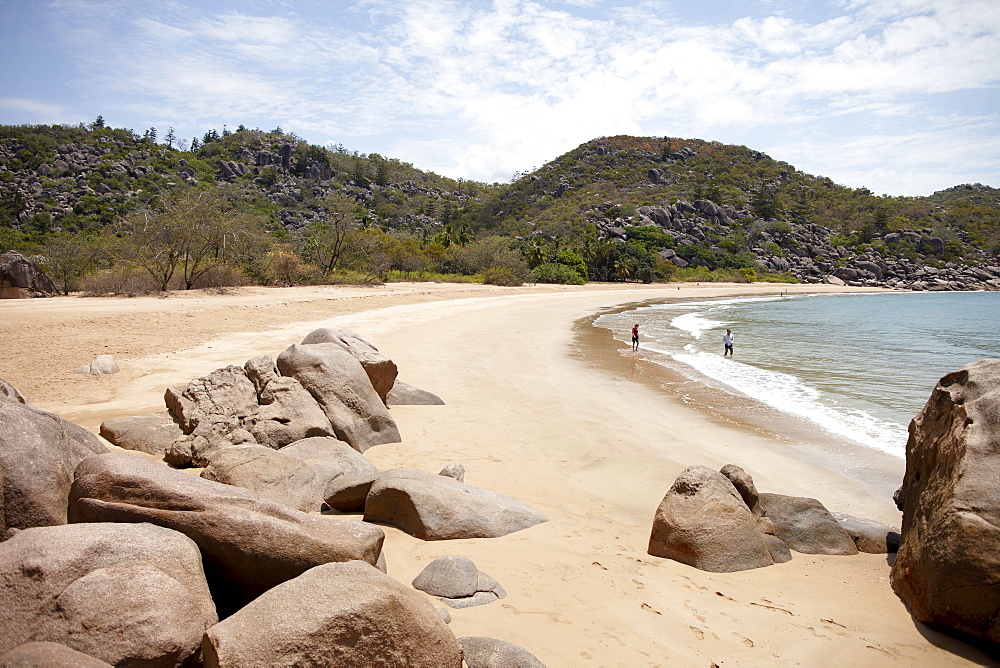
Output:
1 0 999 196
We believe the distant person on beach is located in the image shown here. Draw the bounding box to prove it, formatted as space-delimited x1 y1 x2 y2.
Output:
631 323 639 351
723 329 734 356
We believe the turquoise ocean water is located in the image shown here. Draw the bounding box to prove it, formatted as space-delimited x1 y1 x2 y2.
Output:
594 291 999 459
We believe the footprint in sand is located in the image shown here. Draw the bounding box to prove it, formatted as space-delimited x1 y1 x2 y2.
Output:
731 632 754 647
690 626 705 640
640 602 662 615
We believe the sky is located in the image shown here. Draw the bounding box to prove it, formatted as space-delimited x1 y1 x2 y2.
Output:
1 0 999 196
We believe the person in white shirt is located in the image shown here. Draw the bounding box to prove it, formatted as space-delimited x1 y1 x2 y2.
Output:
723 329 734 356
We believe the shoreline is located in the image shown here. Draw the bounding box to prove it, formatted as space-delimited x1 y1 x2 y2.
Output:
576 294 907 509
1 281 992 665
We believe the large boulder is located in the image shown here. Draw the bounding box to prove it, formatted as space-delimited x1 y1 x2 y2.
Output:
757 493 858 555
301 327 398 403
202 561 462 667
199 444 335 512
0 395 107 536
276 343 401 452
364 468 547 540
0 251 57 298
411 555 507 609
458 637 545 668
99 412 185 457
242 356 336 449
278 435 378 480
0 522 217 666
891 359 1000 643
164 365 258 435
719 464 763 517
0 642 111 667
68 453 384 609
647 465 774 572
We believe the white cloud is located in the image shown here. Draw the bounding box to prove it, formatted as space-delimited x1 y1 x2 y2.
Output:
0 97 70 121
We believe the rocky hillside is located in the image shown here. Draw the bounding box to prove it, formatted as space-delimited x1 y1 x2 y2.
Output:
1 124 998 289
476 136 1000 289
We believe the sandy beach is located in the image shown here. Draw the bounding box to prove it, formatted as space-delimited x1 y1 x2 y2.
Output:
1 281 994 666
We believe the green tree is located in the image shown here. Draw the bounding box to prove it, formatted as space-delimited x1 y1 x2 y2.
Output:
39 233 105 294
116 188 266 290
751 179 782 220
302 191 358 275
164 127 176 149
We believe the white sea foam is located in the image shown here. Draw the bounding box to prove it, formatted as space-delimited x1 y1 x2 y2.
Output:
670 312 723 339
671 347 907 458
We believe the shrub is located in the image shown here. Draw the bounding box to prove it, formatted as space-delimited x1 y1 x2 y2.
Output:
533 262 586 284
482 266 524 286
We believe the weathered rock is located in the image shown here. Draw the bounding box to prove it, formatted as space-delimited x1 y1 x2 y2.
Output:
68 453 384 607
764 534 793 563
324 473 378 512
0 251 57 298
0 377 33 407
439 463 465 482
387 380 445 406
244 375 336 449
99 412 184 457
412 555 506 609
719 464 763 517
72 355 119 375
0 398 107 535
647 466 774 572
0 522 217 666
199 444 336 512
279 436 378 480
301 327 398 402
758 493 858 555
163 366 258 434
458 636 545 668
365 468 547 540
833 512 901 554
891 359 1000 643
202 561 462 667
276 343 400 452
0 642 112 667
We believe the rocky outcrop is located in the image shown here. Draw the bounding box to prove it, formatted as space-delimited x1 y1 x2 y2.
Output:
757 493 858 555
199 444 338 512
202 561 463 667
276 343 400 452
0 389 108 535
243 355 336 448
412 555 507 609
458 636 546 668
0 251 56 298
647 466 774 572
164 365 258 435
891 359 1000 644
364 468 547 540
301 327 399 403
0 522 217 666
99 412 185 456
68 453 384 608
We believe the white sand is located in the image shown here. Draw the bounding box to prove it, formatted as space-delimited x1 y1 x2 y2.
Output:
1 282 992 665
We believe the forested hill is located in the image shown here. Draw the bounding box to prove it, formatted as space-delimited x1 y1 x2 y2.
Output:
1 122 999 292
